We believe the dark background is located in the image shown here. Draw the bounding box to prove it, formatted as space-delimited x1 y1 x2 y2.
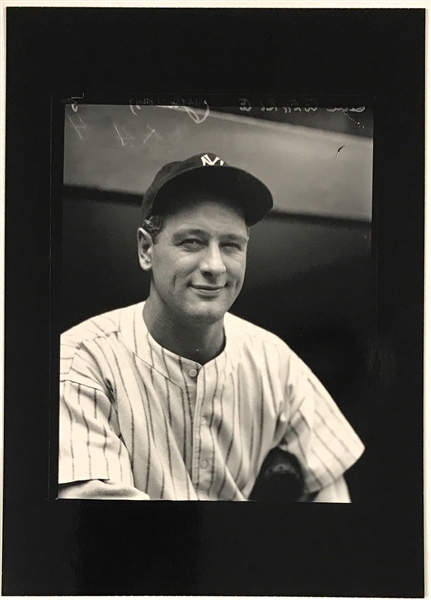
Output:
4 7 425 597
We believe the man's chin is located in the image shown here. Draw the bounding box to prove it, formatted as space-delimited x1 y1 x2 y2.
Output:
190 309 226 324
185 302 229 325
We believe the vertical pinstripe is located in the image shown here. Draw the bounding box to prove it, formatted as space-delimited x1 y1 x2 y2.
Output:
135 362 153 494
93 388 98 419
132 309 138 355
102 425 110 479
263 346 278 416
141 339 169 497
215 379 226 440
160 386 177 497
207 361 219 499
77 384 93 479
161 349 180 436
207 376 226 499
117 435 124 481
150 370 179 499
107 400 113 426
249 419 255 469
160 469 165 500
178 356 195 483
63 383 76 480
59 302 364 499
195 368 206 490
211 376 228 496
217 373 237 498
178 356 194 422
157 352 176 470
231 372 244 489
258 373 265 464
111 349 136 469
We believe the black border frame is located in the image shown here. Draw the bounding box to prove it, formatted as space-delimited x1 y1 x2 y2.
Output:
4 7 425 596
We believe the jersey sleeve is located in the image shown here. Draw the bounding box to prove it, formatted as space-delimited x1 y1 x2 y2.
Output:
278 350 365 494
59 342 134 487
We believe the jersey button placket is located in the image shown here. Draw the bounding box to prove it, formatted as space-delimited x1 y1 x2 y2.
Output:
193 367 210 495
190 365 203 486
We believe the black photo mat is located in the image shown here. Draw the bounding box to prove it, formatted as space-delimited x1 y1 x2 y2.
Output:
4 7 425 597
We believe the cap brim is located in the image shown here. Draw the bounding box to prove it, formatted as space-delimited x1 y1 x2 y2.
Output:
152 165 273 226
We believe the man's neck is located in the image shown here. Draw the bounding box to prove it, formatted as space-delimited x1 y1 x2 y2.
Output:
142 300 225 365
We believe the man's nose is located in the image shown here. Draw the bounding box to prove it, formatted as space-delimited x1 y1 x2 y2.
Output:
200 243 227 277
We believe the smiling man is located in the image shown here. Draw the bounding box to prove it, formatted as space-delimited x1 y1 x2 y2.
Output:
58 153 364 501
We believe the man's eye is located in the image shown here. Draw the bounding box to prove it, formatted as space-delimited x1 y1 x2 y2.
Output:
182 239 203 248
222 242 242 251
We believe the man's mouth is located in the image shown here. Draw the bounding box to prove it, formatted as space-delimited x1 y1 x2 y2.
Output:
191 284 225 296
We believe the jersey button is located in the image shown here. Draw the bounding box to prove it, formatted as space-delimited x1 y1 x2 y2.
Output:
189 368 198 378
201 459 209 469
200 416 207 426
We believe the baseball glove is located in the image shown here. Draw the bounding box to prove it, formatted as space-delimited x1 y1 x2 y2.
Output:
248 447 307 502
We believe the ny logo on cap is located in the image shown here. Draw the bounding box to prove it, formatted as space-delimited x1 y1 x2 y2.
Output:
200 154 225 166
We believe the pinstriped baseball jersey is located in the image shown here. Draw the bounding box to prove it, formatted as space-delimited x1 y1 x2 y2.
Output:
59 301 365 500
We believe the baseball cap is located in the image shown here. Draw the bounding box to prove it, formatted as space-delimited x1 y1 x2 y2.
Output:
141 152 273 226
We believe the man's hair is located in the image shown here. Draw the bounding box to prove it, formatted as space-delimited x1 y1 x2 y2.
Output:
141 213 166 243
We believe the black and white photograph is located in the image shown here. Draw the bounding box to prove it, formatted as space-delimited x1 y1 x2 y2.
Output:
59 100 372 502
3 5 425 596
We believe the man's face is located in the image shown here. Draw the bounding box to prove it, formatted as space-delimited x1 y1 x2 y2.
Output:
140 194 249 326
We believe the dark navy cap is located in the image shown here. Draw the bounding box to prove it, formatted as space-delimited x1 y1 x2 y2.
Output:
141 152 273 226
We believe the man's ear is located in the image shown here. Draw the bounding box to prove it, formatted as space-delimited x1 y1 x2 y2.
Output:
137 227 154 271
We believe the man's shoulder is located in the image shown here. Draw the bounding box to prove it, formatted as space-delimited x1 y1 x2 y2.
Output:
61 303 138 350
225 312 289 352
60 303 141 377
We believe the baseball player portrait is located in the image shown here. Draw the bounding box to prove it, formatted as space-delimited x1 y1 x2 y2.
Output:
58 150 365 501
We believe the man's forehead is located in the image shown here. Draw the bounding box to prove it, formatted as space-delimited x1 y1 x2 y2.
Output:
160 203 250 242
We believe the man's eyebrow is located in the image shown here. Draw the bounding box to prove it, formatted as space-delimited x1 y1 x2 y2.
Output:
222 233 249 244
171 229 249 244
172 228 209 239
